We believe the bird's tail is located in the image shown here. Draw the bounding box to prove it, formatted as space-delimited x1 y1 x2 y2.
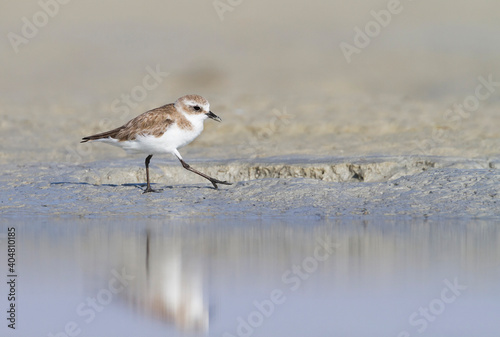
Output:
81 126 124 143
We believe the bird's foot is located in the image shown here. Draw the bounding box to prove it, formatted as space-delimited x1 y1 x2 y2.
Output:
143 187 163 194
210 179 232 189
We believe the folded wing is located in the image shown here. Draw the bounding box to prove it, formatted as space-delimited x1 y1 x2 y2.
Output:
81 104 176 143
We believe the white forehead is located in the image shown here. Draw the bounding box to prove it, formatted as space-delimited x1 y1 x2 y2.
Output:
185 99 209 110
177 95 210 110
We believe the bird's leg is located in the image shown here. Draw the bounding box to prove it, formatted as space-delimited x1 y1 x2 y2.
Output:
178 159 232 189
143 154 162 193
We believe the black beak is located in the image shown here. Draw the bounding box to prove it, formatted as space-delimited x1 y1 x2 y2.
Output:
206 111 222 122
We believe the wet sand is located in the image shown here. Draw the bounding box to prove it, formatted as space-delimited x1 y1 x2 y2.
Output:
1 156 499 218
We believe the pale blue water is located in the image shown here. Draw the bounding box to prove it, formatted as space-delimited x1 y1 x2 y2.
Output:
0 217 498 336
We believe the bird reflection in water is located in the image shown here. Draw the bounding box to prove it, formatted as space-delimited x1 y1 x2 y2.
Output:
122 230 209 334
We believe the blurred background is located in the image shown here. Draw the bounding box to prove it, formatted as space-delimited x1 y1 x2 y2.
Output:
1 0 499 163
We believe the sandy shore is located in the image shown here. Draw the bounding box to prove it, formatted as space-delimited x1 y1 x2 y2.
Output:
1 156 498 218
1 0 499 218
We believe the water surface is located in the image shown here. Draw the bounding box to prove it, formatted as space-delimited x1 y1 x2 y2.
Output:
0 217 498 336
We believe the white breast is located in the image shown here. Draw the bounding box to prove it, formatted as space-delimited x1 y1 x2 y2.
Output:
114 113 205 156
96 111 208 156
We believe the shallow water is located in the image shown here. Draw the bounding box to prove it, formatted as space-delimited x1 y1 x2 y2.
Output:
0 217 498 337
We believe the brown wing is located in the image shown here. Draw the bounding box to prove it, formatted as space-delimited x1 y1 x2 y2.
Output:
81 104 176 143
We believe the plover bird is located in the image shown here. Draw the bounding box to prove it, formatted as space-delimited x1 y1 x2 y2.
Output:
81 94 231 193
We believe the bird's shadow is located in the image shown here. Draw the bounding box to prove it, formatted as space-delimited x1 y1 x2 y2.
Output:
50 181 212 191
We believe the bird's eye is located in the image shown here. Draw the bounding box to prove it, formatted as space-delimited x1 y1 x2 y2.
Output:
193 106 201 111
